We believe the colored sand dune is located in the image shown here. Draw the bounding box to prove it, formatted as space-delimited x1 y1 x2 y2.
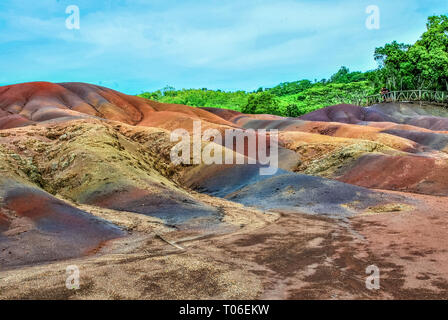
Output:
0 81 447 277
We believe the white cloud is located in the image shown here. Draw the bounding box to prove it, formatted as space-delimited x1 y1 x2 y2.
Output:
0 0 447 92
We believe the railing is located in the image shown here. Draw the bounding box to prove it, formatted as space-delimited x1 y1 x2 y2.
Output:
351 90 448 107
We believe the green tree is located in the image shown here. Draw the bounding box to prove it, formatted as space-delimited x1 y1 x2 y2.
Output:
269 80 313 96
139 90 162 100
162 85 177 97
410 15 448 90
285 104 300 117
373 15 448 91
330 66 368 84
241 92 278 115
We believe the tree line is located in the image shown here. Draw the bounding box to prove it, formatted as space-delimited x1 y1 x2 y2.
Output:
138 15 448 117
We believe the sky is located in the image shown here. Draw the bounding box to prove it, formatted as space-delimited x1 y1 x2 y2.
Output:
0 0 447 94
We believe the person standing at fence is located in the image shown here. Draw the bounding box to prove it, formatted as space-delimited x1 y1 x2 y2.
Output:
380 87 390 102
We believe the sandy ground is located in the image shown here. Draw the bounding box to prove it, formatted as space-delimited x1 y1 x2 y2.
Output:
2 83 448 300
1 189 447 300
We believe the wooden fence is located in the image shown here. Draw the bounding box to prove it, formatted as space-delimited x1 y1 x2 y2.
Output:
351 90 448 107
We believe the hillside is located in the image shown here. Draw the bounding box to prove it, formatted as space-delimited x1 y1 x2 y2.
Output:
138 75 373 117
2 81 448 299
138 15 448 118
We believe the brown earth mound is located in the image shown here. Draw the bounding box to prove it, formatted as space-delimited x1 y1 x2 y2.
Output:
299 102 448 131
0 82 233 131
337 154 448 195
205 104 448 196
0 179 125 269
2 82 448 299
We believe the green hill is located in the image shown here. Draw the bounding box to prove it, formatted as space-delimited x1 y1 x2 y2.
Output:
138 15 448 117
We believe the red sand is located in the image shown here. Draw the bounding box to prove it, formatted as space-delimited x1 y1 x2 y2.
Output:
0 183 124 269
338 154 448 195
0 82 234 130
0 211 10 232
2 83 448 298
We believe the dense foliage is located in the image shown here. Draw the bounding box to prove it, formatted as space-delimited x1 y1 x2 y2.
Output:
138 87 248 111
373 15 448 91
138 15 448 116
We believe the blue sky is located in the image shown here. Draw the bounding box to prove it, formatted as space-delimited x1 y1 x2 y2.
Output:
0 0 447 94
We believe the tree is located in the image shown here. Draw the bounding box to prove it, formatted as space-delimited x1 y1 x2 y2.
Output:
241 92 278 115
373 15 448 91
139 90 162 100
269 80 313 96
162 85 177 97
330 66 368 84
330 66 350 83
410 15 448 90
285 104 301 117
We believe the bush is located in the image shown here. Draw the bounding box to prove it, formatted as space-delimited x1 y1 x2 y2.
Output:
241 92 279 115
285 104 301 117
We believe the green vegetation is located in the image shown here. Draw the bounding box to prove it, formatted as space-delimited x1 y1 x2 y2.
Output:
138 15 448 117
373 15 448 91
138 87 247 111
241 92 277 115
138 70 374 116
